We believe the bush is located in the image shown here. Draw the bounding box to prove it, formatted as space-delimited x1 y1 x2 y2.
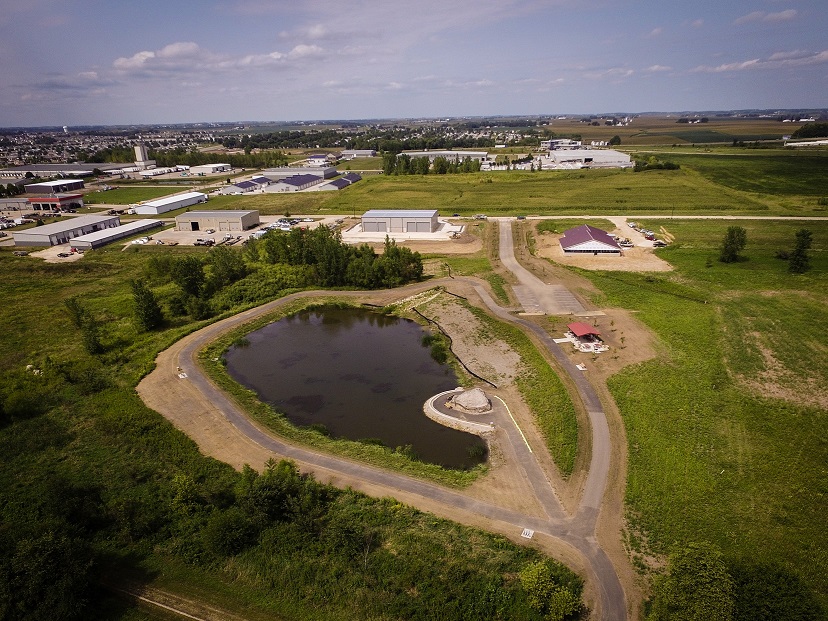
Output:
202 507 257 557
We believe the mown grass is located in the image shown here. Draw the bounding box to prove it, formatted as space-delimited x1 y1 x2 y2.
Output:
83 186 184 205
573 219 828 606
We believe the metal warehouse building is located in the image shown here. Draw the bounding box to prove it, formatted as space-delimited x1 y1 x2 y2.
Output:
559 224 622 255
175 210 260 232
134 192 208 215
24 179 85 193
70 219 162 250
190 163 231 175
361 209 438 233
13 214 120 247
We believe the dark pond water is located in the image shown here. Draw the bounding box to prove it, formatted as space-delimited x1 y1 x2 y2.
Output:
224 306 487 470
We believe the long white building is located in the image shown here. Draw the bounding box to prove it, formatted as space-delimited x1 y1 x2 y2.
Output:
134 192 208 215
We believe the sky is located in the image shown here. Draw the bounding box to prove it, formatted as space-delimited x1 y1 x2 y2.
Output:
1 0 826 126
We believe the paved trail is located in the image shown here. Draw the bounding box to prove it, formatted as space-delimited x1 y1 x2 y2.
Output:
138 223 630 619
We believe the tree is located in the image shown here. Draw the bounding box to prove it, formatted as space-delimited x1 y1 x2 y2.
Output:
648 542 734 621
609 135 621 146
788 228 812 274
170 255 205 297
130 279 163 331
730 560 824 621
519 560 582 621
205 246 247 292
719 226 747 263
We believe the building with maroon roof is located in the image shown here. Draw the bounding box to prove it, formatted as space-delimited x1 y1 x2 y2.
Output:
559 224 621 255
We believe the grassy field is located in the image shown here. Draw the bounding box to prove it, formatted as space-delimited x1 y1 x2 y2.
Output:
0 242 580 620
566 219 827 606
82 186 192 205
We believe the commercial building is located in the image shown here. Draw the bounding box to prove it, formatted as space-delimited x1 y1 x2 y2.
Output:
190 163 231 175
13 214 120 247
0 194 84 215
24 178 84 193
318 172 362 192
134 191 208 215
175 210 260 232
559 224 622 255
541 138 582 150
541 149 632 170
133 144 156 170
263 174 324 193
361 209 438 233
70 219 162 250
219 176 271 195
262 166 337 181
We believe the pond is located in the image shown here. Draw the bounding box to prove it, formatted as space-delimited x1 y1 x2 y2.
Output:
224 306 487 470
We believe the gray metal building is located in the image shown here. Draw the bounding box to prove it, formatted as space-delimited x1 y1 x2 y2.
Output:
12 214 120 247
175 210 260 232
70 219 162 250
361 209 439 233
24 179 85 193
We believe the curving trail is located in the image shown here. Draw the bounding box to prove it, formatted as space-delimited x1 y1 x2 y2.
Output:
138 224 629 619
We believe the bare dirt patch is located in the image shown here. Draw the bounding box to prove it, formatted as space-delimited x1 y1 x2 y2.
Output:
366 230 483 255
534 231 673 272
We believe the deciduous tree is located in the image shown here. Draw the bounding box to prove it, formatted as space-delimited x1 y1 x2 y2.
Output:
719 226 747 263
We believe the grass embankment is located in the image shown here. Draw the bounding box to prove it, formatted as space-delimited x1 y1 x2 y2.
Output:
574 219 827 606
198 298 486 488
0 243 581 619
460 303 579 476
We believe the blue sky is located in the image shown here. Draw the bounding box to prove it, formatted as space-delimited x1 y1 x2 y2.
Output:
1 0 826 126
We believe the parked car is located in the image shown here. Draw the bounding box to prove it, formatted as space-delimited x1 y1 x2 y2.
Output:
13 250 28 256
653 240 667 247
57 252 71 258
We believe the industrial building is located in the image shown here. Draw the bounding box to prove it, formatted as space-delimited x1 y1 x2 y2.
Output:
559 225 622 255
219 176 271 195
541 149 632 170
13 214 120 247
175 210 260 232
1 194 84 215
70 219 162 250
133 144 156 170
134 192 208 215
400 150 489 163
340 149 376 159
361 209 439 233
263 174 324 193
24 178 84 193
190 163 231 175
0 163 128 179
318 172 362 192
262 167 337 181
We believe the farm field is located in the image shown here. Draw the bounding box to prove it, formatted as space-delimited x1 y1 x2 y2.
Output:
564 218 828 609
83 186 188 205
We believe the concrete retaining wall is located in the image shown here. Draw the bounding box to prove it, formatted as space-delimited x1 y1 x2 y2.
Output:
423 390 495 436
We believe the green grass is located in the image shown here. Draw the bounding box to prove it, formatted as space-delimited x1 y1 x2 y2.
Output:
573 219 828 606
83 187 182 205
461 304 579 476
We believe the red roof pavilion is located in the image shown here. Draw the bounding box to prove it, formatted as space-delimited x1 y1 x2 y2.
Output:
568 322 601 338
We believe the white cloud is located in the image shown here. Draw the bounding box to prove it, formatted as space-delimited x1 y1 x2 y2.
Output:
647 27 663 38
692 49 828 72
288 44 324 59
691 19 704 28
734 9 797 24
645 65 671 72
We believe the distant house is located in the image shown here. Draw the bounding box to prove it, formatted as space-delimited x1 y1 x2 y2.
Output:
559 224 621 255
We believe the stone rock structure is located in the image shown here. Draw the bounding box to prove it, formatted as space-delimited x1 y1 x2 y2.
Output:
447 387 492 413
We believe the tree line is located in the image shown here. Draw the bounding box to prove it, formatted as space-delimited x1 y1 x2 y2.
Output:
382 153 482 175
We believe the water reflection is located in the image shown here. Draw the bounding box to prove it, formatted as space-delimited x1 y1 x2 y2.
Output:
224 306 487 470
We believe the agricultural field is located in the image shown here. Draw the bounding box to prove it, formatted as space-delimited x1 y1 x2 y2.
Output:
567 218 828 609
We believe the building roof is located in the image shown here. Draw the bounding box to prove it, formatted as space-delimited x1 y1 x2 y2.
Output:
325 179 351 190
281 174 320 186
234 180 257 190
559 224 621 250
25 178 83 188
16 214 117 236
568 322 601 338
71 219 161 244
342 172 362 182
142 192 206 208
363 209 439 218
250 176 270 184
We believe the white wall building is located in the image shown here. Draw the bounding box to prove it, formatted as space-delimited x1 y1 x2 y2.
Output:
361 209 438 233
134 192 208 215
191 163 231 175
13 214 120 247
